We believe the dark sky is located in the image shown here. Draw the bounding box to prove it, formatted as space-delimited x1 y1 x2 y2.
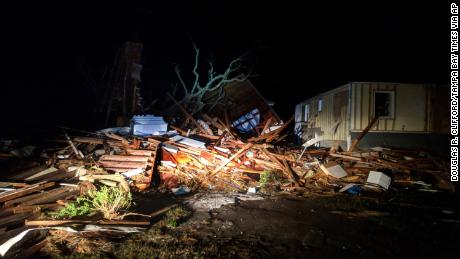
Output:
0 1 449 137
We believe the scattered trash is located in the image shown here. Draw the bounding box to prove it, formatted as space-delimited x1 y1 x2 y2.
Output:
366 171 391 190
171 186 191 195
320 163 347 178
339 183 362 195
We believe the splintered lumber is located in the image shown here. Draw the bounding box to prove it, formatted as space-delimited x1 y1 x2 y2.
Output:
20 187 79 206
282 159 300 185
105 168 130 173
100 155 150 162
0 212 35 228
210 143 254 176
64 131 84 159
30 170 77 183
104 132 129 146
248 116 294 142
10 204 62 214
25 219 151 226
72 137 124 147
167 93 207 133
250 158 284 170
0 182 56 203
7 165 49 181
328 153 364 161
0 182 31 188
98 161 147 169
24 167 59 181
169 125 188 135
202 114 225 131
236 167 265 174
126 149 153 156
260 148 285 169
195 133 221 140
4 191 48 207
302 136 324 148
261 117 274 135
349 116 379 152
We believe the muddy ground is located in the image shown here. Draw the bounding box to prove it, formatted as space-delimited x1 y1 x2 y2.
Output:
37 188 460 259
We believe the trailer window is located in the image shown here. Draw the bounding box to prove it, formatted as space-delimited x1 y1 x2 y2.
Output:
318 99 323 112
374 91 394 118
303 104 310 121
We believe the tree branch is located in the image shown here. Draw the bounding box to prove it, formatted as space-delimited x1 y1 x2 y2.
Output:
174 64 189 95
191 43 201 94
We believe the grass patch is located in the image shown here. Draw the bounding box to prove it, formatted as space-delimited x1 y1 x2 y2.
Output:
56 197 93 219
55 185 132 220
164 206 190 228
259 170 277 187
87 185 132 220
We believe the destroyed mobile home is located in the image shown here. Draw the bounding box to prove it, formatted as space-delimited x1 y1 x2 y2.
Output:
295 82 450 152
0 79 452 256
0 40 453 256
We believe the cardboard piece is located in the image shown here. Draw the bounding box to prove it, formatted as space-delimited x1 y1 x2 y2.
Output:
366 171 391 190
319 163 347 178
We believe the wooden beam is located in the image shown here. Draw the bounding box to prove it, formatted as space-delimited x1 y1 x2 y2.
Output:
349 116 379 152
210 143 254 176
328 153 364 161
98 161 147 169
126 149 153 156
100 155 151 162
0 182 56 203
248 116 294 142
25 219 151 226
166 93 207 133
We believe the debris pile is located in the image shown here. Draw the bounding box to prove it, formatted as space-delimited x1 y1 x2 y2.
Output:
0 111 452 256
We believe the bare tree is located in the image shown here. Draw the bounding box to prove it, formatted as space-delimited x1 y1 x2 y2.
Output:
172 44 249 115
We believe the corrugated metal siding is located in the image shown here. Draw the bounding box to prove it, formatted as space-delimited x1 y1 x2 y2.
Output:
297 85 349 142
350 82 430 132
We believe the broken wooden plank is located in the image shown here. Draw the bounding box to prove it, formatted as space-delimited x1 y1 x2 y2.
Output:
0 182 31 188
302 136 324 148
210 143 254 176
73 137 124 147
24 167 58 181
248 116 294 142
282 159 300 185
0 212 35 228
126 149 153 156
100 155 151 162
4 191 48 207
20 187 79 206
7 165 49 181
11 204 62 214
348 116 379 152
328 153 364 161
167 93 207 134
98 161 147 169
202 114 225 131
25 219 151 226
261 117 274 135
0 182 56 203
104 132 129 146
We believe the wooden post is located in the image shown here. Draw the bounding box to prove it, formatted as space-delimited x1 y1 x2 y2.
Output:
348 116 379 152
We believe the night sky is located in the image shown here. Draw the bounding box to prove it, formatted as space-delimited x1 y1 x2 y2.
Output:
0 1 449 137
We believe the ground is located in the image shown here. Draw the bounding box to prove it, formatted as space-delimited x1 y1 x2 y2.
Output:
39 188 459 259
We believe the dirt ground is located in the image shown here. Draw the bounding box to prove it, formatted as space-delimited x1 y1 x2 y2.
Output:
173 191 459 258
37 188 459 259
